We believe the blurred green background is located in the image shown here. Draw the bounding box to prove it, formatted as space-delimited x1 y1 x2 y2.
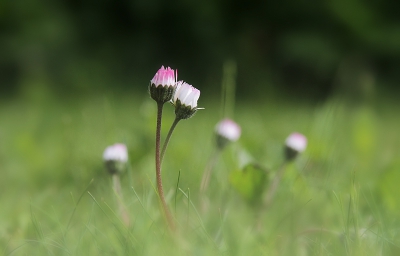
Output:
1 0 400 100
1 1 400 254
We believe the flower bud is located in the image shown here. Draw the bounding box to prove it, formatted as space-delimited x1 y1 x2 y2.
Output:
149 66 176 103
215 118 241 149
284 133 307 161
103 143 128 175
172 81 201 120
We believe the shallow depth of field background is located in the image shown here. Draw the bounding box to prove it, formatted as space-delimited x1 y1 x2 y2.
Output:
1 1 400 255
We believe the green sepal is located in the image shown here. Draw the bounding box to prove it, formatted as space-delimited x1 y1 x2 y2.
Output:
105 160 126 175
215 135 230 150
149 83 175 103
284 146 298 161
174 99 197 120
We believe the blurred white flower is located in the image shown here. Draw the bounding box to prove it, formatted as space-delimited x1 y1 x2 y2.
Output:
285 133 307 153
103 143 128 163
216 119 241 142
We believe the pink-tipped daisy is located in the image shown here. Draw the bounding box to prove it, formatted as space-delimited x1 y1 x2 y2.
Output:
149 66 177 103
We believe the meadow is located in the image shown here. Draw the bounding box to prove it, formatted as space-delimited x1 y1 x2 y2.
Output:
1 87 400 255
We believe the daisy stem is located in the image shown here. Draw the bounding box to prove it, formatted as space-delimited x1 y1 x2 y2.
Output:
112 174 130 227
255 161 287 231
155 102 175 231
200 148 221 194
160 117 181 164
263 161 287 208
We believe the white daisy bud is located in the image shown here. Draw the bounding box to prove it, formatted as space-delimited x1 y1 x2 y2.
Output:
215 118 241 149
103 143 128 174
284 133 307 161
172 81 201 119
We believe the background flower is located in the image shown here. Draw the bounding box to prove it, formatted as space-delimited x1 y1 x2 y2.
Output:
103 143 128 163
215 118 241 142
285 132 307 153
284 132 307 161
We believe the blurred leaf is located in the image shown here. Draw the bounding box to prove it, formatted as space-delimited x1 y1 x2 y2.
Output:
229 163 268 206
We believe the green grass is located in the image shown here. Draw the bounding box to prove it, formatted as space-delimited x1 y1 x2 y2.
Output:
1 91 400 255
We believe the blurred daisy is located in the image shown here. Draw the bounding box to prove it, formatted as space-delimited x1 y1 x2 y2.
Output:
103 143 128 174
284 133 307 161
215 118 241 149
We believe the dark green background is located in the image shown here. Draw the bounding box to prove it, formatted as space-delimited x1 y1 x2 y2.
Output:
1 0 400 100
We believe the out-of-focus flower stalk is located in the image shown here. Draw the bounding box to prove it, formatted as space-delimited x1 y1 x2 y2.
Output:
103 143 130 227
263 132 307 208
200 119 241 194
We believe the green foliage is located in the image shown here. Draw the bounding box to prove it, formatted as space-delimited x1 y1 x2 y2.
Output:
229 163 268 207
351 106 377 160
1 92 400 255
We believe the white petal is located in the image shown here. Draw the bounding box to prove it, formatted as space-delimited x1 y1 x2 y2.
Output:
216 119 241 141
285 133 307 152
103 143 128 162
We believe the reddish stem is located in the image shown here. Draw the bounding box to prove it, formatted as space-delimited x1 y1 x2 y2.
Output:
155 102 175 231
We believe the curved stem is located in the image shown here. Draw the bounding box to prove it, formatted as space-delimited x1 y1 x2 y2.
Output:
155 102 175 231
160 117 181 164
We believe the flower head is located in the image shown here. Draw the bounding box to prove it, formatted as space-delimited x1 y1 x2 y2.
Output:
172 81 201 119
216 119 241 141
151 66 175 88
173 81 200 108
284 132 307 161
149 66 176 103
103 143 128 174
215 118 241 149
103 143 128 162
